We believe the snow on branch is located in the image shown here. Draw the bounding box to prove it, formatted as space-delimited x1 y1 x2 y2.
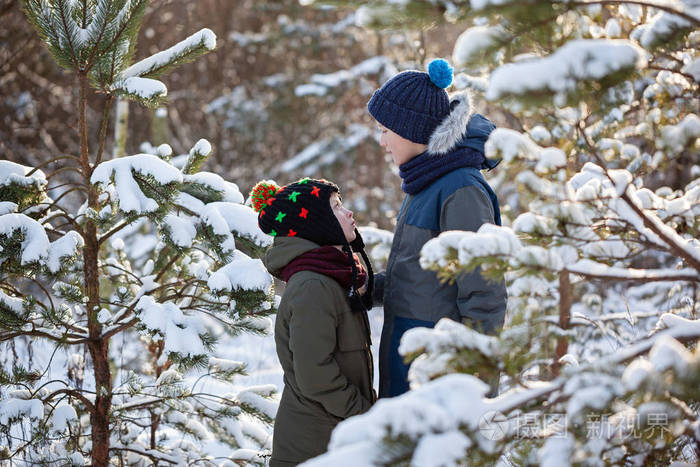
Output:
401 318 499 359
486 39 646 101
277 124 373 174
118 28 217 80
636 1 700 48
357 226 394 246
421 222 700 283
453 25 507 66
200 202 272 256
294 56 393 97
400 318 500 386
134 295 208 364
91 154 183 214
0 213 49 265
485 128 566 174
111 76 167 103
208 250 273 294
45 230 83 273
0 398 44 426
182 139 212 175
0 213 81 273
183 172 244 204
0 202 18 215
233 385 278 422
420 224 521 271
161 213 197 248
567 259 700 282
0 161 47 189
657 114 700 155
0 289 24 316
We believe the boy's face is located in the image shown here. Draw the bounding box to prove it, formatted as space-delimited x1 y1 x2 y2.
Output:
330 192 356 243
377 123 427 166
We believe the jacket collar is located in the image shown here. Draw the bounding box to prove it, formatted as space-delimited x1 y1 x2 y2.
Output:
425 90 501 170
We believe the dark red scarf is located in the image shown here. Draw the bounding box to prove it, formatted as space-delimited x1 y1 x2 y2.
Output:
281 246 367 291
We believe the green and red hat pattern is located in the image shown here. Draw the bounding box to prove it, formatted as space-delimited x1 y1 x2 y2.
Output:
250 178 347 246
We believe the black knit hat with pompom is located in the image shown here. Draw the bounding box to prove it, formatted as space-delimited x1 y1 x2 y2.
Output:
250 178 346 246
250 177 375 312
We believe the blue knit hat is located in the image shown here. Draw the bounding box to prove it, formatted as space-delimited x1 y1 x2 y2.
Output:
367 59 453 144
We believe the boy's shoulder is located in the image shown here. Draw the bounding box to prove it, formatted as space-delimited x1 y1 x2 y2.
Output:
404 167 491 230
419 166 487 201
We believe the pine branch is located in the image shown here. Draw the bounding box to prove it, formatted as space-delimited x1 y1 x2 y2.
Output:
26 154 81 176
43 165 83 180
94 0 148 73
55 0 80 68
153 252 181 283
565 265 700 282
570 0 700 27
117 28 216 81
647 64 695 82
100 317 137 340
108 445 179 465
45 181 85 191
0 328 67 343
83 0 117 72
98 262 141 282
577 122 700 272
98 219 134 245
36 207 85 235
42 388 95 412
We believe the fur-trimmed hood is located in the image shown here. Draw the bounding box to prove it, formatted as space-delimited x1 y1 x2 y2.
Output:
426 90 498 169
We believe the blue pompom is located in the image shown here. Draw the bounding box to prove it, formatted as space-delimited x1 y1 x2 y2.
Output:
428 59 453 89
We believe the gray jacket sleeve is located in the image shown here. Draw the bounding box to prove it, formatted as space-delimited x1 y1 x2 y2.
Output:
288 279 372 418
372 271 385 305
440 185 507 335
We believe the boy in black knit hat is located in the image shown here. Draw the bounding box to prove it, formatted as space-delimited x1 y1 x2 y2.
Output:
252 177 375 467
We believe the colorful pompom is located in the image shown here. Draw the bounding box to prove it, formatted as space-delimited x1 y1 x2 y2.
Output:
250 180 281 212
428 58 453 89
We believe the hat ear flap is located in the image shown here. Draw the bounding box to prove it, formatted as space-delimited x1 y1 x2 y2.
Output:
426 90 473 156
349 228 365 251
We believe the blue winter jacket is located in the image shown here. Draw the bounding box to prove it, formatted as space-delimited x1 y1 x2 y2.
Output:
377 106 507 398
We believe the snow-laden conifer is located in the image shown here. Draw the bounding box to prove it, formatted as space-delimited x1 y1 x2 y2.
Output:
1 1 278 464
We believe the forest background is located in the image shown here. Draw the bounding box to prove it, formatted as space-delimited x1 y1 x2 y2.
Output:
1 0 698 464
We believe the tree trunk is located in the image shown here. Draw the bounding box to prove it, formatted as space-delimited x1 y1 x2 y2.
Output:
553 271 572 377
79 72 112 466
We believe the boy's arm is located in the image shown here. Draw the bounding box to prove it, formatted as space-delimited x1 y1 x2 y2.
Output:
439 186 506 335
288 279 373 418
372 271 385 305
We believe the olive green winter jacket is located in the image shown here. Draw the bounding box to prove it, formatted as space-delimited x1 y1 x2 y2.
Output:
262 236 375 467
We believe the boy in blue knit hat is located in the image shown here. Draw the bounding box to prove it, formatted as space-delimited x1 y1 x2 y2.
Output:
368 59 507 398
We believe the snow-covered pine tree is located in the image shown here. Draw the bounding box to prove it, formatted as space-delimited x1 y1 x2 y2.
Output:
302 0 700 465
1 1 277 464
